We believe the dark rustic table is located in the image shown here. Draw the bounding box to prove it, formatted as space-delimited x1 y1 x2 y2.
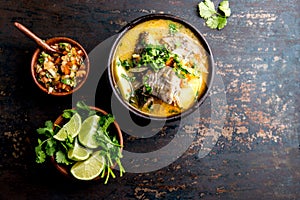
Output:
0 0 299 199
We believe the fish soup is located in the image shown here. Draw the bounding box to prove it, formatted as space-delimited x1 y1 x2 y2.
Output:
111 18 210 118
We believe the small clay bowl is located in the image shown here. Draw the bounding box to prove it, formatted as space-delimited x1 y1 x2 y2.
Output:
50 106 123 181
31 37 90 96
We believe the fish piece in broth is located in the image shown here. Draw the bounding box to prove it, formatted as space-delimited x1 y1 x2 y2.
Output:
161 32 208 73
134 32 156 54
144 66 181 105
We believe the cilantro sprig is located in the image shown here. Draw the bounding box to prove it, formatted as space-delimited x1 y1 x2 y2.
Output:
198 0 231 30
35 120 74 165
93 116 125 184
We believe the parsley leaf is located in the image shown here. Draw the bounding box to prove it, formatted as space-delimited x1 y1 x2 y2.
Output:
198 0 216 19
198 0 231 30
219 0 231 17
62 109 77 119
93 114 125 184
37 120 54 137
206 16 219 29
216 16 227 29
99 114 115 134
35 144 46 163
55 150 73 165
45 139 56 156
206 15 228 30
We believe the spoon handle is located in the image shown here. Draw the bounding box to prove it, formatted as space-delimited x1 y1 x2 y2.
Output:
14 22 60 54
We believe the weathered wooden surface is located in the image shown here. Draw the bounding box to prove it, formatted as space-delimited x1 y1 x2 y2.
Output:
0 0 299 199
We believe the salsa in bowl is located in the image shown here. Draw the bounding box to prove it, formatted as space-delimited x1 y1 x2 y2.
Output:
31 37 90 96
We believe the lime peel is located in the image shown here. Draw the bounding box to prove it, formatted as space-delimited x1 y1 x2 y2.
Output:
67 139 91 161
70 151 105 180
78 115 100 148
53 113 82 141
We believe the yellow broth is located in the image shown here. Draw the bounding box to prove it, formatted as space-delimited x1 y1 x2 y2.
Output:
112 19 209 117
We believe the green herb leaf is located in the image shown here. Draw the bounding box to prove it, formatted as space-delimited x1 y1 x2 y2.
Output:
59 43 70 50
35 145 46 163
144 84 152 94
219 0 231 17
65 134 74 149
36 120 54 137
206 15 219 29
217 16 227 29
206 15 228 30
38 58 44 64
62 109 77 119
55 150 73 165
61 78 73 86
41 52 50 59
99 114 115 134
93 114 124 184
45 139 56 156
198 0 231 30
198 0 216 19
121 60 132 70
169 23 178 35
76 101 90 110
76 101 96 116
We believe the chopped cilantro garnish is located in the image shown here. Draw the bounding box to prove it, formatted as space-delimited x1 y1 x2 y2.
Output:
144 84 152 94
61 78 72 86
120 44 192 79
59 42 70 50
121 60 132 70
169 23 178 35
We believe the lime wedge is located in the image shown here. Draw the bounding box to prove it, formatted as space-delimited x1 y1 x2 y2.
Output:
70 151 105 180
68 139 91 161
115 59 133 100
78 115 100 148
54 113 82 141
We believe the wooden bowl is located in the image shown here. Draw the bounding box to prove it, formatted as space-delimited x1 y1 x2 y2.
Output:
50 106 123 180
31 37 90 96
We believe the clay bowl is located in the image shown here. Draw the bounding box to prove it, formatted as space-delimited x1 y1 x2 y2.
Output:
50 106 123 181
107 13 215 123
31 37 90 96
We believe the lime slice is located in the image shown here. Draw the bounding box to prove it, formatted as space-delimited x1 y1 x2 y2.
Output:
78 115 100 148
54 113 82 141
68 139 91 161
70 151 105 180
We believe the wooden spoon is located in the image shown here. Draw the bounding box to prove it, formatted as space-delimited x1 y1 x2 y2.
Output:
14 22 62 54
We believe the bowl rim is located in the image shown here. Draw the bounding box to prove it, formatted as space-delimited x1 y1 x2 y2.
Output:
50 106 123 180
31 37 90 96
107 13 215 121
